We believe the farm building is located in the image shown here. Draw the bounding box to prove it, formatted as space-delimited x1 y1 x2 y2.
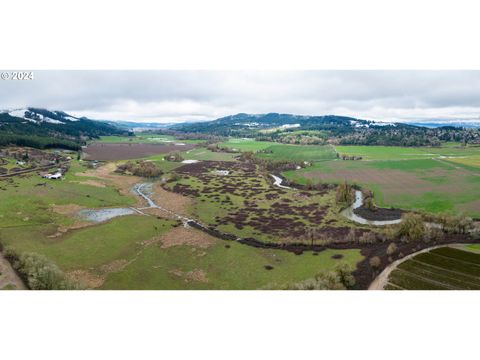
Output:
42 172 62 180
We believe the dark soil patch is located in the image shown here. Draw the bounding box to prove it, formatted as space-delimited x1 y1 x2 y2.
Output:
264 265 274 270
331 254 344 259
354 206 404 221
83 142 196 161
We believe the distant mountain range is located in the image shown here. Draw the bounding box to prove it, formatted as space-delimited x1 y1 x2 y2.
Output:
406 121 480 129
169 112 480 146
170 112 408 134
1 108 479 149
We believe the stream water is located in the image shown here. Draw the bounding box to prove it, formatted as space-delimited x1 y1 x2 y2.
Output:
341 190 402 226
76 207 137 223
270 174 292 189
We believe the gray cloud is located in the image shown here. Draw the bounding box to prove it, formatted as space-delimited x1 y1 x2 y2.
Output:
1 70 480 123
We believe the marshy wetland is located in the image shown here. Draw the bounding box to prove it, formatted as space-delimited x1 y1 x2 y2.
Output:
1 137 479 290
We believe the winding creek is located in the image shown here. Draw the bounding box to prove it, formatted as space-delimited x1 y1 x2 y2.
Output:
341 190 402 226
269 174 403 226
270 174 292 189
79 174 403 228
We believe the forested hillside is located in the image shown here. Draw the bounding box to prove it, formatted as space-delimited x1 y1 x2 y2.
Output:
0 108 128 149
171 113 480 146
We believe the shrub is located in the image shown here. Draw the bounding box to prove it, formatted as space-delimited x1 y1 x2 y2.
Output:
164 152 184 162
359 231 377 244
4 247 78 290
286 272 344 290
369 256 381 269
386 242 397 256
317 237 333 246
335 181 354 205
423 226 444 243
440 214 473 234
334 263 356 288
345 228 356 243
382 226 397 241
396 213 425 242
116 161 163 178
363 197 374 210
285 263 355 290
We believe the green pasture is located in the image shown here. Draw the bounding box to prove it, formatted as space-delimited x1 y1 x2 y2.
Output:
334 144 480 162
101 234 363 290
283 156 480 217
219 138 273 152
0 161 135 229
257 144 337 162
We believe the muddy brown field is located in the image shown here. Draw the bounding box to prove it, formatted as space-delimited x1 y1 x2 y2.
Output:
83 142 196 160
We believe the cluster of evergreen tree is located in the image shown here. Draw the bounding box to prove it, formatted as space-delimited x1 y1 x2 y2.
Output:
0 134 81 150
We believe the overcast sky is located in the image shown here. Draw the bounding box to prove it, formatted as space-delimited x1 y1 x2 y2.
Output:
1 70 480 123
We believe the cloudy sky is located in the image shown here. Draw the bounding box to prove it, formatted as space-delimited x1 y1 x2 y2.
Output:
1 70 480 124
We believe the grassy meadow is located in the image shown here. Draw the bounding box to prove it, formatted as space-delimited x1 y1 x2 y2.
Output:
101 230 362 290
0 154 363 289
219 138 273 152
282 144 480 217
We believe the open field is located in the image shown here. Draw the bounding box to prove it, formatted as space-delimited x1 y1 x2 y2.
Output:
385 247 480 290
445 155 480 170
257 144 337 162
335 146 435 160
83 142 196 160
219 138 274 152
0 152 364 289
219 139 337 162
335 144 480 161
97 134 203 144
283 145 480 217
0 161 136 230
101 227 362 290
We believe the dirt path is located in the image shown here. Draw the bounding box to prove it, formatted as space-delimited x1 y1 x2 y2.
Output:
0 252 27 290
368 244 452 290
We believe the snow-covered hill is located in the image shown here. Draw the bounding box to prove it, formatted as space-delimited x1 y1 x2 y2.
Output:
2 108 81 124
